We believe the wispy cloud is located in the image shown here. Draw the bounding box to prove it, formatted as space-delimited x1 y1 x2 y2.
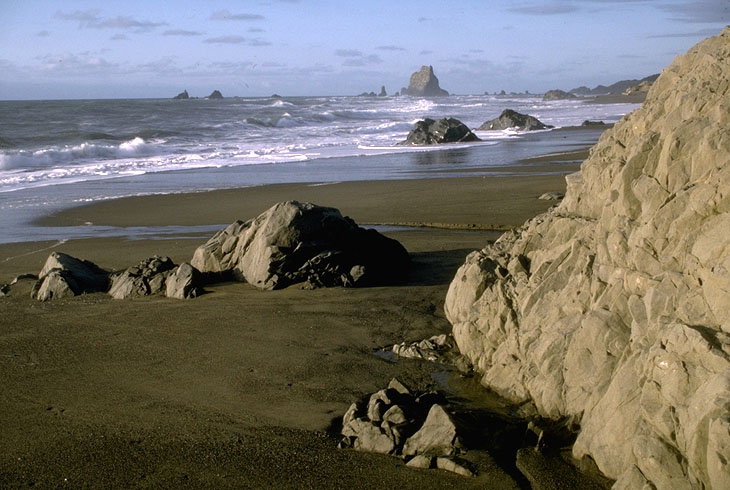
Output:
648 27 723 38
658 0 730 23
204 35 271 46
110 33 129 41
376 45 407 52
334 49 383 66
507 2 579 15
37 30 50 37
164 29 204 36
55 9 166 32
210 9 265 21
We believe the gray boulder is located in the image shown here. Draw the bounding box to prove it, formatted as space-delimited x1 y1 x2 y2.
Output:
399 118 481 145
445 28 730 489
402 404 462 457
108 256 176 299
31 252 109 301
165 263 203 299
191 201 409 290
402 66 449 96
542 89 577 101
478 109 553 131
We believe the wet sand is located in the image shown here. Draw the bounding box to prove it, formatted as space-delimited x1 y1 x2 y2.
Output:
0 153 587 488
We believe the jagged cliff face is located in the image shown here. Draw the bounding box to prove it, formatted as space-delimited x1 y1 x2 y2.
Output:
445 28 730 489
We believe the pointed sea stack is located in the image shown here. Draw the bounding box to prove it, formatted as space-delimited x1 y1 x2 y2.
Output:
173 90 189 100
402 66 449 97
207 90 223 99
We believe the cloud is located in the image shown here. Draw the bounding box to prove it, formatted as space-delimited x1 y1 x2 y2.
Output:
204 35 271 46
658 0 730 23
648 27 723 38
335 49 363 57
507 2 580 15
418 17 430 22
210 9 265 21
110 33 129 41
55 10 166 32
37 30 50 37
376 45 407 52
419 50 433 55
334 49 382 66
164 29 204 36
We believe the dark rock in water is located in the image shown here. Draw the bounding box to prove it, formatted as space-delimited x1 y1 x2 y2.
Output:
581 120 605 127
173 90 189 100
108 255 176 299
498 90 506 96
207 90 223 99
31 252 109 301
542 89 577 101
191 201 410 290
478 109 553 131
402 66 449 97
400 118 481 145
358 91 377 97
271 94 282 99
379 85 387 96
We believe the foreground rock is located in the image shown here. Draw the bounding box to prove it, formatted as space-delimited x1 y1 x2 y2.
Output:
31 252 109 301
478 109 553 131
402 66 449 97
399 118 480 145
445 28 730 489
191 201 410 290
108 256 203 300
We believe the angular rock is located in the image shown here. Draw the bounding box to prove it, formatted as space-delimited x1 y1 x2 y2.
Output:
399 118 480 145
406 454 433 469
538 192 564 201
542 89 577 101
402 404 461 456
478 109 553 131
207 90 223 99
378 85 387 97
173 89 189 99
0 284 9 296
31 252 109 301
445 28 730 489
165 263 203 299
436 457 475 477
108 255 176 299
344 419 395 454
191 201 409 290
402 66 449 97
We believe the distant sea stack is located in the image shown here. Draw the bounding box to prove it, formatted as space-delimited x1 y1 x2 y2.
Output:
173 90 189 100
402 66 449 97
207 90 223 99
445 27 730 489
542 89 577 101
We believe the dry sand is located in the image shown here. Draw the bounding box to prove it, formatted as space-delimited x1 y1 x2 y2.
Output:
0 153 586 488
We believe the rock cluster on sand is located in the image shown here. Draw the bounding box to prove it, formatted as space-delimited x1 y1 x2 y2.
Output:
542 89 577 101
399 118 480 145
191 201 409 290
340 378 475 477
445 28 730 489
402 66 449 97
478 109 553 131
29 252 202 301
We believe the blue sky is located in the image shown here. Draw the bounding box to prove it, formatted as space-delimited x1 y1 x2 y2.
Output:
1 0 728 99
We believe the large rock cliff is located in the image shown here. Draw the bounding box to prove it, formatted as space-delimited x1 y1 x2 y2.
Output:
402 66 449 97
445 28 730 489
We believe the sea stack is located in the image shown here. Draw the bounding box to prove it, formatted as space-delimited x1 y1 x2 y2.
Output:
173 90 189 100
445 27 730 489
402 66 449 97
207 90 223 99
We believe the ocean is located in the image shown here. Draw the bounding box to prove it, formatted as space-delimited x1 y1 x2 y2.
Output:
0 95 639 244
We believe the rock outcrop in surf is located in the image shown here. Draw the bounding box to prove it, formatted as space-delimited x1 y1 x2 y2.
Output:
445 28 730 489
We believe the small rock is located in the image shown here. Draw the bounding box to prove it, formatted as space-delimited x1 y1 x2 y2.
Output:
436 457 475 477
0 284 9 296
387 377 411 395
406 455 433 469
538 192 564 201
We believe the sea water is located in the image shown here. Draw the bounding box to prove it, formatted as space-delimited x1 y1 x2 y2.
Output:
0 95 639 243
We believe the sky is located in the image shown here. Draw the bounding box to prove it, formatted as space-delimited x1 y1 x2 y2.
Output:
1 0 729 100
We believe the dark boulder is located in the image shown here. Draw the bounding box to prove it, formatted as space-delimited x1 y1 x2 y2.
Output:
478 109 553 131
191 201 410 290
402 66 449 97
207 90 223 99
399 118 481 145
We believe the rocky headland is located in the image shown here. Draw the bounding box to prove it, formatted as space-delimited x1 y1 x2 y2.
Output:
401 66 449 97
445 27 730 489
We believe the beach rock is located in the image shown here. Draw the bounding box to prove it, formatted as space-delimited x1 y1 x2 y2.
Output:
108 255 176 299
31 252 109 301
399 118 480 145
402 404 462 456
542 89 577 101
538 192 564 201
478 109 553 131
406 454 433 469
191 201 409 290
0 284 9 296
402 66 449 97
436 457 475 477
173 90 189 99
444 27 730 489
165 263 203 299
207 90 223 99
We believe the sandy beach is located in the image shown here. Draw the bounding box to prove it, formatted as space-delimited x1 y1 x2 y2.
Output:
0 153 586 489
